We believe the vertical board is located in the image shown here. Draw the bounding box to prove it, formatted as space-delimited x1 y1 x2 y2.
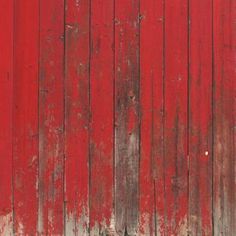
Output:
0 0 13 234
213 0 236 235
139 0 164 235
188 0 213 235
114 0 140 235
64 0 90 235
90 0 114 235
164 0 188 234
38 0 65 234
13 0 39 234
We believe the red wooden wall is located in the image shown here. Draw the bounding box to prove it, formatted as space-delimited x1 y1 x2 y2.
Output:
0 0 235 235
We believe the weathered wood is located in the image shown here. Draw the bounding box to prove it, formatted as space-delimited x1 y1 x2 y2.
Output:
38 0 65 234
0 0 13 234
0 1 235 235
64 0 90 235
13 0 39 234
213 0 236 235
139 0 165 235
115 0 140 235
90 0 114 235
188 0 213 235
164 0 188 234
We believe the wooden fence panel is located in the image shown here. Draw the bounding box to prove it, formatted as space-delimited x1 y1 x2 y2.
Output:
0 0 234 235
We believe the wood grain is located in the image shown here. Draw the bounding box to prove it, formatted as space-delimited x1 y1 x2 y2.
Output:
164 0 188 234
188 0 213 235
213 0 236 235
114 0 140 235
64 0 90 235
38 0 65 234
0 1 234 235
139 0 165 235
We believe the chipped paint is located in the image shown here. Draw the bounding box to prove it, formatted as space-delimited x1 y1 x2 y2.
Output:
176 215 187 236
0 0 234 235
0 213 13 236
66 212 89 236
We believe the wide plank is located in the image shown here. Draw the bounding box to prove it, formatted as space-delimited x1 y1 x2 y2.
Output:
164 0 188 234
188 0 213 235
90 0 114 235
13 0 39 234
139 0 165 235
0 0 13 234
38 0 65 234
213 0 236 234
64 0 90 235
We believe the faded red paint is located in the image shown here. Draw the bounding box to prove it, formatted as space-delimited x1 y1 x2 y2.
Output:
13 0 39 234
188 0 213 235
0 0 235 235
140 0 164 235
213 0 236 235
38 0 65 234
164 0 188 234
90 0 114 234
65 0 90 235
0 0 13 235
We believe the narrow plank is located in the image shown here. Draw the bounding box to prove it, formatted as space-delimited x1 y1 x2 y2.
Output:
0 0 13 234
114 0 140 235
164 0 188 234
64 0 90 234
213 0 236 235
188 0 213 235
139 0 165 235
13 0 39 234
90 0 114 235
38 0 65 234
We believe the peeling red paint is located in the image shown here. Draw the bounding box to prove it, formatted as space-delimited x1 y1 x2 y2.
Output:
0 0 235 235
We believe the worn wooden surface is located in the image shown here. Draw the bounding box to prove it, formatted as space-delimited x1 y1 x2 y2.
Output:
0 0 235 235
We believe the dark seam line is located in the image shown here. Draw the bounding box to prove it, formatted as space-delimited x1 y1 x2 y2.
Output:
112 0 116 234
138 0 141 235
12 0 16 234
88 0 92 234
162 0 166 235
37 0 41 234
187 0 190 235
63 0 66 235
211 0 214 235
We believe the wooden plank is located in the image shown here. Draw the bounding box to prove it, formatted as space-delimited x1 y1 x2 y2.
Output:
213 0 236 235
139 0 164 235
13 0 39 234
188 0 213 235
164 0 188 234
64 0 90 235
114 0 140 235
0 0 13 234
89 0 114 235
38 0 65 234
